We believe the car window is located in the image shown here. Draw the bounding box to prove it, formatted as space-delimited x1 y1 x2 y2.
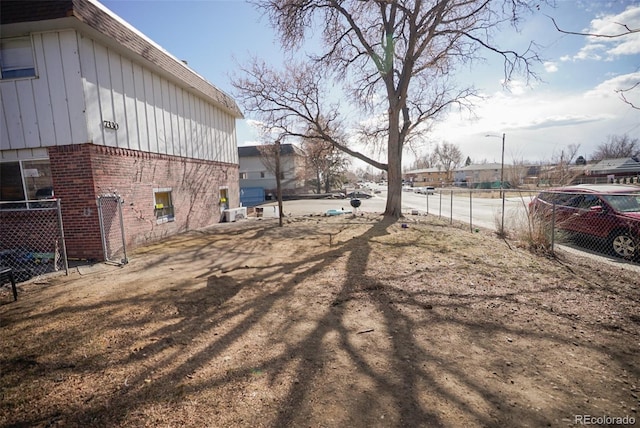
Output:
601 193 640 213
563 193 586 208
538 192 570 205
574 194 601 210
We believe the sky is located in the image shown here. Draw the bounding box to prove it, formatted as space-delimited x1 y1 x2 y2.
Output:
99 0 640 167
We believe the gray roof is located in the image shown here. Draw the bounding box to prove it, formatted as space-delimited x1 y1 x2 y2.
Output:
456 163 503 172
1 0 243 118
404 167 444 174
238 144 304 158
587 158 640 174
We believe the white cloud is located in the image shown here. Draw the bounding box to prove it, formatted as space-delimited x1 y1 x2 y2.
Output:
584 71 640 107
499 79 529 95
573 5 640 60
544 61 559 73
428 74 638 163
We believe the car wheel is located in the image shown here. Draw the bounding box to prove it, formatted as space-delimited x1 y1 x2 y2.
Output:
609 231 637 259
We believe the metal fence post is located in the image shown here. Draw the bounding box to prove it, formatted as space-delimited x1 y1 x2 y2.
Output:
117 195 128 265
551 202 556 252
56 199 69 275
450 190 453 225
469 190 473 232
97 196 108 261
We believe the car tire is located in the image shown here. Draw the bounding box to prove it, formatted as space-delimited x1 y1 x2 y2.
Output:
608 230 638 260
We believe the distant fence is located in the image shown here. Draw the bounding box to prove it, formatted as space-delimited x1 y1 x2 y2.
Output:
0 199 69 283
416 188 640 264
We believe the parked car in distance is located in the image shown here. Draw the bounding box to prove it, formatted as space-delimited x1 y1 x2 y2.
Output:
529 184 640 260
414 186 435 195
327 192 346 199
346 191 373 199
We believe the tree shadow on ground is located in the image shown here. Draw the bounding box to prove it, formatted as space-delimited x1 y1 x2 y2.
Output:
1 216 638 427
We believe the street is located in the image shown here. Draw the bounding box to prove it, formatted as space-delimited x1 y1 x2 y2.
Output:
263 185 534 234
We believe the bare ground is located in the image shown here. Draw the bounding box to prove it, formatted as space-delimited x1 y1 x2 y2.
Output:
1 214 639 427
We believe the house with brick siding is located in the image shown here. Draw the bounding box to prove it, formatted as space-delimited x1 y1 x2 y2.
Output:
0 0 243 261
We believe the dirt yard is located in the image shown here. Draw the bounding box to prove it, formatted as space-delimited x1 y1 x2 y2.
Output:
1 214 639 427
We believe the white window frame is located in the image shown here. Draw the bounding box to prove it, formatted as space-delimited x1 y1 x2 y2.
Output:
0 159 52 209
0 36 37 80
153 188 175 224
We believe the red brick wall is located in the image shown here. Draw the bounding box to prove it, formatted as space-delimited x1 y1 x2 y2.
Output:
47 143 239 260
48 144 102 260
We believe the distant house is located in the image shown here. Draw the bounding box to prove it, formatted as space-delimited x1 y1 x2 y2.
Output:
238 144 307 204
403 168 448 187
0 0 243 261
454 163 506 188
576 157 640 184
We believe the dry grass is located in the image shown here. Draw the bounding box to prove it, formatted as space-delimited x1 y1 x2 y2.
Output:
1 214 639 427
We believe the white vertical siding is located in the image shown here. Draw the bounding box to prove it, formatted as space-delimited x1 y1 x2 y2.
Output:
121 57 137 151
161 79 173 155
0 93 10 149
0 84 21 148
0 31 86 149
142 68 157 153
176 86 186 158
152 73 165 154
79 35 102 146
132 62 147 151
94 42 113 146
43 32 73 145
2 29 238 164
107 49 126 148
31 34 56 144
168 85 179 156
59 30 86 144
16 79 38 148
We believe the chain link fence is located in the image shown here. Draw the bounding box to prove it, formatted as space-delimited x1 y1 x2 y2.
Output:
97 194 128 265
415 187 640 264
529 189 640 261
0 199 69 285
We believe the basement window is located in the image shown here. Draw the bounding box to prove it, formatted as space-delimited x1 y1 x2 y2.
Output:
0 37 36 79
0 159 53 209
154 189 175 223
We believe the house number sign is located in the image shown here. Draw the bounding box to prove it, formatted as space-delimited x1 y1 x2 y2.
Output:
103 120 119 130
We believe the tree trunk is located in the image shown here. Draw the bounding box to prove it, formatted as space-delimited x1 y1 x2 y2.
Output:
324 169 331 193
384 116 403 218
275 141 284 227
315 169 322 194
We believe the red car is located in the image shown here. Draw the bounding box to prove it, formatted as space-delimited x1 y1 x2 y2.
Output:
529 184 640 260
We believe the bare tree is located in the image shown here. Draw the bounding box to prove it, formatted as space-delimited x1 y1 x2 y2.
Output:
591 135 640 161
257 140 285 226
236 0 543 218
302 137 349 193
551 143 581 185
409 150 437 170
433 142 463 183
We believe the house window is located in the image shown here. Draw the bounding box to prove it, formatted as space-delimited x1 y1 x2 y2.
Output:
0 159 53 208
154 189 175 223
239 172 247 179
0 37 36 79
260 171 265 178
